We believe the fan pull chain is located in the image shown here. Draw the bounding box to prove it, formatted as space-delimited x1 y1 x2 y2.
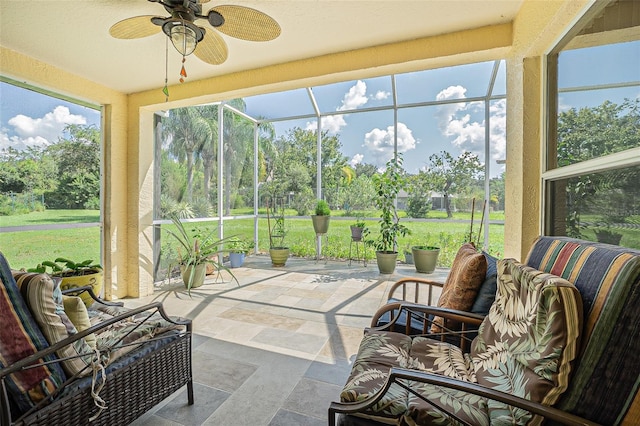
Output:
163 36 169 102
179 56 188 83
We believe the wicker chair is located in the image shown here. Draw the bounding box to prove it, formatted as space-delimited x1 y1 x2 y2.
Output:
0 252 193 426
330 237 640 426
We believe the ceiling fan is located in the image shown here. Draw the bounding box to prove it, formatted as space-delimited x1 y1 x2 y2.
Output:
109 0 281 66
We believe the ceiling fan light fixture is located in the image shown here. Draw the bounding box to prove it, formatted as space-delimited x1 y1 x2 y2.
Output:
163 20 203 56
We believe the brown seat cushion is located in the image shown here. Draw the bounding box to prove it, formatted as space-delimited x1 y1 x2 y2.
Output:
431 243 487 333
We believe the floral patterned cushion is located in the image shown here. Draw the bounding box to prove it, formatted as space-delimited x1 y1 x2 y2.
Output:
341 259 583 425
471 259 583 424
87 303 183 364
340 330 412 424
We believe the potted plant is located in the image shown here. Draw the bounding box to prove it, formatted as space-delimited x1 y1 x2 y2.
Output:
311 199 331 235
165 215 235 293
365 154 410 274
350 215 366 241
267 196 289 267
411 245 440 273
227 237 254 268
30 258 103 307
403 244 414 264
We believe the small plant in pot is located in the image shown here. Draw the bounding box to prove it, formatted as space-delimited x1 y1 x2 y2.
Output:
350 215 366 242
311 199 331 235
227 237 254 268
30 258 103 307
267 196 289 267
411 244 440 273
365 154 410 274
165 215 235 294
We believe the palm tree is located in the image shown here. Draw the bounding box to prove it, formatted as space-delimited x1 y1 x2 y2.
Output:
197 105 219 206
163 107 210 203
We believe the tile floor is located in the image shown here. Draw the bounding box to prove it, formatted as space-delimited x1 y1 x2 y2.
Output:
127 255 449 426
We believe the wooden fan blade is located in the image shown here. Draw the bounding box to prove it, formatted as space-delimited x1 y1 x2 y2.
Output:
109 15 161 39
194 29 228 65
212 5 280 41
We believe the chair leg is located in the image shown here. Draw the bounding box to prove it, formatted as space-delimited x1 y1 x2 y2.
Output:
187 379 194 405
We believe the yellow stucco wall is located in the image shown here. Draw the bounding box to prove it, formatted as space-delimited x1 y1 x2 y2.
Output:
0 46 129 299
1 0 597 297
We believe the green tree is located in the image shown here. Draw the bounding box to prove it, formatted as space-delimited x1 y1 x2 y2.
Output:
406 173 432 218
44 124 101 209
163 107 210 203
0 146 57 196
341 174 375 213
489 172 505 211
422 151 483 218
557 98 640 238
270 127 348 208
557 99 639 166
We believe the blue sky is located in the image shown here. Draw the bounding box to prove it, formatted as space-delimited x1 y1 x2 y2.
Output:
1 40 638 177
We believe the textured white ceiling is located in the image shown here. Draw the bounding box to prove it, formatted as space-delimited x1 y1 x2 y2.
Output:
0 0 523 94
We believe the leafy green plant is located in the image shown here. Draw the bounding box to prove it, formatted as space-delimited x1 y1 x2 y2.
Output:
30 257 102 277
352 212 366 229
227 237 254 254
314 199 331 216
164 215 236 292
366 154 410 252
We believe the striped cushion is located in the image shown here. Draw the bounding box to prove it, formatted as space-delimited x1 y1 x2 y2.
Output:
0 253 66 415
13 272 93 377
525 236 640 425
63 295 97 349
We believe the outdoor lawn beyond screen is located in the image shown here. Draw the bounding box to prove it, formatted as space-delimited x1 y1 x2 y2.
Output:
155 60 507 272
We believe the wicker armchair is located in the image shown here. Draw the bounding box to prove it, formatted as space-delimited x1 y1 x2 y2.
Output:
330 237 640 426
0 252 193 426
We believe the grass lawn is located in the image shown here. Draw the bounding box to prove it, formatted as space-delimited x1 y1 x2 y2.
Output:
2 209 508 274
4 209 639 277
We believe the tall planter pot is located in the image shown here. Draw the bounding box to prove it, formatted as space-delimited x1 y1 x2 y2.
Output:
412 246 440 274
375 251 398 274
180 263 206 290
59 269 103 307
269 247 290 267
311 215 330 235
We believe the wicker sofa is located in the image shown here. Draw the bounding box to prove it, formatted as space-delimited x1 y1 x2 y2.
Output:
330 236 640 425
0 252 193 426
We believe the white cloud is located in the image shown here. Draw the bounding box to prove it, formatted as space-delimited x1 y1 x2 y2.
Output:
363 122 417 167
338 80 368 111
3 106 87 150
372 90 391 101
435 85 506 169
306 114 348 134
350 153 364 167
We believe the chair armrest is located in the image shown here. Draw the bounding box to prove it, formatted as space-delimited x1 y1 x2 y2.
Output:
329 367 598 426
0 302 191 379
370 303 484 350
62 285 123 306
386 277 444 305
